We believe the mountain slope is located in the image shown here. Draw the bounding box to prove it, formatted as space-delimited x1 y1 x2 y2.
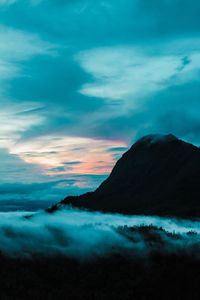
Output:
54 134 200 217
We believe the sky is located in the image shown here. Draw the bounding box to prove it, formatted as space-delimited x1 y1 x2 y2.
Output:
0 0 200 210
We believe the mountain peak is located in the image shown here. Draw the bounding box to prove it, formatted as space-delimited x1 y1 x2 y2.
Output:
132 134 178 148
130 134 199 156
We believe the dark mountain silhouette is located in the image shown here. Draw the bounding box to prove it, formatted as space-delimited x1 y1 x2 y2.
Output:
51 134 200 217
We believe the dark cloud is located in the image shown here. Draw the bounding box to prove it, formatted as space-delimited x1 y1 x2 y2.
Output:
107 147 128 152
63 161 82 165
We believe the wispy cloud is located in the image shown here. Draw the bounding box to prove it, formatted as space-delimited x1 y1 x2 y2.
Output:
0 103 45 150
9 135 127 175
77 40 200 112
0 0 16 5
0 25 55 96
0 147 108 209
0 0 44 6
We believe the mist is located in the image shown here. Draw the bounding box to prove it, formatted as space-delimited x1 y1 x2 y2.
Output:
0 208 199 260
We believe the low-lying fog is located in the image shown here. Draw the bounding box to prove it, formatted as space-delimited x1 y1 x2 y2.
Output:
0 207 199 260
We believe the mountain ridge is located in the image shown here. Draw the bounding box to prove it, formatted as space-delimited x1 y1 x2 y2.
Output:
50 134 200 217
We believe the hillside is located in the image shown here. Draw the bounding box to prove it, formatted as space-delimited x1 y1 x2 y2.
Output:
53 134 200 217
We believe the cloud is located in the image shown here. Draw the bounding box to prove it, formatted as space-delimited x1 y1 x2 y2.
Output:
0 180 83 210
63 161 82 165
0 179 96 211
7 135 127 175
0 26 53 58
0 0 16 5
76 41 200 113
0 25 55 85
0 0 45 7
0 25 55 159
0 148 45 183
0 147 111 207
0 209 198 259
0 103 45 151
0 148 109 210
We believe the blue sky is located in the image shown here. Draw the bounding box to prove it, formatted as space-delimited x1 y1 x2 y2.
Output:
0 0 200 210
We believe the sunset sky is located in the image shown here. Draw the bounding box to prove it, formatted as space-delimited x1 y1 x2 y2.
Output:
1 0 200 210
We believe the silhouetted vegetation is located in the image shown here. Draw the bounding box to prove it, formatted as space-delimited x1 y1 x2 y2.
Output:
0 225 199 299
0 250 199 299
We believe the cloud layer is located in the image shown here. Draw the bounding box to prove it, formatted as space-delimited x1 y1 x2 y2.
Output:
0 209 199 260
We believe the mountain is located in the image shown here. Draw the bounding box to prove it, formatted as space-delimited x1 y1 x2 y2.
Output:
51 134 200 217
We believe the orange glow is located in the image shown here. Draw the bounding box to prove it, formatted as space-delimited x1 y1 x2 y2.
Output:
8 135 127 175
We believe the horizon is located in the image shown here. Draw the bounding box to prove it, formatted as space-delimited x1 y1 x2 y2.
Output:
1 0 200 211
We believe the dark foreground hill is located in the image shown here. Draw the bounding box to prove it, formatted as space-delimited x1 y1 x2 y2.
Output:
53 134 200 217
0 254 199 300
0 228 200 300
0 226 199 300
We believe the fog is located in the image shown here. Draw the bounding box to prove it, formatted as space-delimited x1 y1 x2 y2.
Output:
0 208 199 260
